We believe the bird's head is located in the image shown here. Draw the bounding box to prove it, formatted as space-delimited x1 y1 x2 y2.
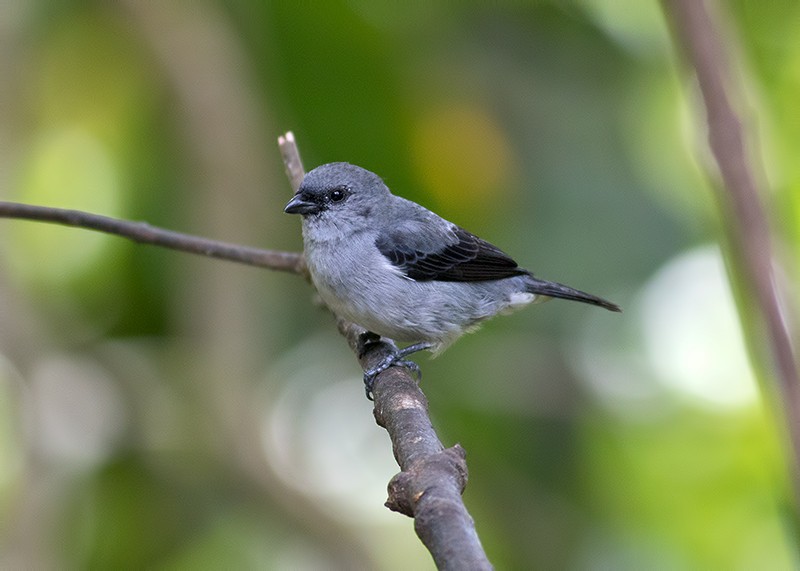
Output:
284 162 391 221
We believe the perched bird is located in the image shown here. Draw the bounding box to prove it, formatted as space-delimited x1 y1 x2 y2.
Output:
285 162 620 397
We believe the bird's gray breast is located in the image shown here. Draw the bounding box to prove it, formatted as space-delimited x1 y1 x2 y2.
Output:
300 217 535 347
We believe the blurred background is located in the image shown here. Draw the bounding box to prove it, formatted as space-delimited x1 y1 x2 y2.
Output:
1 0 798 568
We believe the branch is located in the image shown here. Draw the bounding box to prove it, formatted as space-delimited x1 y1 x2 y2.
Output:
279 134 492 569
339 320 492 570
661 0 800 491
0 201 306 276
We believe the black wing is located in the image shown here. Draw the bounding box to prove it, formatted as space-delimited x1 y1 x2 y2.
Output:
376 225 528 282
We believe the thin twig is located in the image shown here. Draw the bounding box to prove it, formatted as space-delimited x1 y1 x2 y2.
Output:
661 0 800 492
279 131 306 192
0 201 306 276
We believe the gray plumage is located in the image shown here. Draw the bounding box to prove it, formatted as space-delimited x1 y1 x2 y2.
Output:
284 162 620 362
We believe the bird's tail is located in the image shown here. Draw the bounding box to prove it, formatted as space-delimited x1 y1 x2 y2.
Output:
525 276 621 312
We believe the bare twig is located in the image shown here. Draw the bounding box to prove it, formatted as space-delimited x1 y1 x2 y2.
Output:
279 131 306 192
0 201 306 276
279 134 492 569
661 0 800 490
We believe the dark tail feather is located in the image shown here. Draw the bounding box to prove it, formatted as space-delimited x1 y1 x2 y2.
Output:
526 276 622 312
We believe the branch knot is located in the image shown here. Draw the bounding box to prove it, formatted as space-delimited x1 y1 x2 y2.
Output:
385 445 468 517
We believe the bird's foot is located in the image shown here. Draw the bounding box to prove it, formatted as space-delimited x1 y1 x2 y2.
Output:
363 356 420 400
362 341 432 400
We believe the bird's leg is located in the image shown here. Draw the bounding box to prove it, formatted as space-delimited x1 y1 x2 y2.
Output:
395 341 434 365
363 341 433 400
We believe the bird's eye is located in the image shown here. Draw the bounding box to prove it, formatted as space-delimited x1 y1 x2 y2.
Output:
328 187 348 203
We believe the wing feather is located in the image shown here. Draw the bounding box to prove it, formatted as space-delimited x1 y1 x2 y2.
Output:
376 225 528 282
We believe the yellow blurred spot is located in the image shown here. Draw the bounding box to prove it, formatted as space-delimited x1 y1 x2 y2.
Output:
410 103 518 214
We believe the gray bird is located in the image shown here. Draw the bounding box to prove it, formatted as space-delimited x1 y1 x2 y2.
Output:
284 162 620 397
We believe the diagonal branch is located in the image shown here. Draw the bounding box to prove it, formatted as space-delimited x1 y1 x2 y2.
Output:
661 0 800 493
0 201 306 276
336 319 492 570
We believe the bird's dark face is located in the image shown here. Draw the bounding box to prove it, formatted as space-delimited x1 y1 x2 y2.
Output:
284 162 390 220
283 182 350 216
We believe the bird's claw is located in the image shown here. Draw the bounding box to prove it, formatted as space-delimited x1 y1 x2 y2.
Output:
396 359 422 379
362 341 430 400
363 356 423 400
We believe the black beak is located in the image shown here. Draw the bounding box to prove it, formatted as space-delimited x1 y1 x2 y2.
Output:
284 194 320 215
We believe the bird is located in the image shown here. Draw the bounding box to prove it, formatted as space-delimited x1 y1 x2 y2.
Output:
284 162 620 398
